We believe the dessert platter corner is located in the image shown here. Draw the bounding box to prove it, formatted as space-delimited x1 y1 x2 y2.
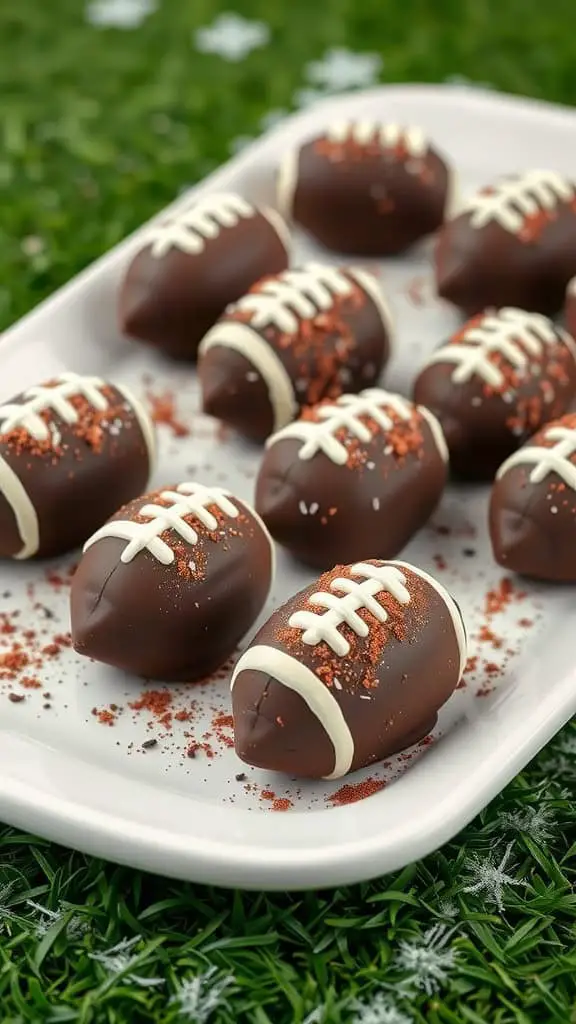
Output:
1 84 576 891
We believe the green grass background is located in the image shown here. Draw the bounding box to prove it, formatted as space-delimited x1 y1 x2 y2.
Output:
1 1 576 1021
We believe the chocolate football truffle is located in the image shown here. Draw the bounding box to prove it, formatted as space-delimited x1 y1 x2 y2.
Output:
71 482 274 681
566 277 576 340
0 372 155 559
198 262 393 442
118 192 290 361
255 388 448 569
232 559 468 779
413 307 576 480
435 170 576 316
490 412 576 580
277 121 454 255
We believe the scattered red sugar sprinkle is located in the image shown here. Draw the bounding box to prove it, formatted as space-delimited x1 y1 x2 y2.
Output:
272 798 293 812
485 577 526 616
174 710 190 722
45 565 77 590
484 661 502 677
433 553 447 571
327 777 386 805
186 741 214 759
477 625 503 649
260 789 275 801
146 389 190 438
465 655 478 673
129 689 173 729
0 647 30 679
91 706 117 726
0 615 16 635
19 676 41 689
476 686 493 698
518 617 534 628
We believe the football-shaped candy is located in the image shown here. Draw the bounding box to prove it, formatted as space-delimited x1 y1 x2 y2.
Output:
232 559 467 779
435 170 576 315
198 262 393 442
277 121 454 255
118 192 290 361
71 482 274 681
255 388 448 569
490 412 576 581
413 308 576 479
0 372 155 560
566 277 576 340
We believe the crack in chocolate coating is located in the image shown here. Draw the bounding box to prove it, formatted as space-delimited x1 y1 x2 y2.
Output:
71 490 273 681
232 562 464 779
119 212 289 361
289 136 450 256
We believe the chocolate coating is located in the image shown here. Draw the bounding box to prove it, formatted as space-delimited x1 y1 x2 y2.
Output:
0 374 155 560
255 389 448 569
435 171 576 316
198 264 392 443
279 123 451 255
490 412 576 581
232 560 467 779
70 483 273 681
566 277 576 341
413 309 576 480
118 193 289 361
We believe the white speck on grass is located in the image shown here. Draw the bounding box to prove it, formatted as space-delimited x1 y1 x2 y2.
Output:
304 47 383 92
26 899 89 939
393 924 458 996
170 967 235 1022
462 841 524 912
89 935 164 988
86 0 156 29
350 992 414 1024
194 13 270 62
498 805 556 844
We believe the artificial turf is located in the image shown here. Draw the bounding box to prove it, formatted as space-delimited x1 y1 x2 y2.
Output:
0 1 575 1021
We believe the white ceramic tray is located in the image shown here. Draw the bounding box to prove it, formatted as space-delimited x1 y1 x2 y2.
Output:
1 84 575 891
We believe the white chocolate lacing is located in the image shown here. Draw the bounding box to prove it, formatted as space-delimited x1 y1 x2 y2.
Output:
326 121 428 158
497 423 576 489
463 170 575 232
0 372 109 442
425 308 572 389
147 193 256 258
229 262 359 335
288 562 411 657
83 483 239 565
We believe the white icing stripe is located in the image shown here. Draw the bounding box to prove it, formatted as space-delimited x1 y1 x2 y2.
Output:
288 563 411 657
417 405 449 463
463 170 575 233
426 308 564 388
260 206 291 256
231 644 355 780
0 372 108 441
267 389 413 465
83 483 239 565
392 560 468 679
199 321 297 433
276 147 299 220
497 424 576 489
0 453 40 559
146 193 255 258
443 163 460 220
348 267 394 340
228 263 357 335
326 121 428 157
568 276 576 298
115 383 157 472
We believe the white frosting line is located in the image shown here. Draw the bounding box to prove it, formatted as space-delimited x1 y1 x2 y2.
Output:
276 147 299 221
417 405 449 463
260 206 291 257
463 170 575 233
0 372 109 441
568 276 576 298
199 321 297 433
115 382 157 472
392 560 468 679
497 424 576 490
231 644 355 780
326 121 428 157
228 263 358 335
83 483 239 565
348 267 394 341
426 308 566 388
0 453 40 559
145 193 256 258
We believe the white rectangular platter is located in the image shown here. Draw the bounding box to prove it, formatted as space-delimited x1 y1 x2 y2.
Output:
1 84 575 891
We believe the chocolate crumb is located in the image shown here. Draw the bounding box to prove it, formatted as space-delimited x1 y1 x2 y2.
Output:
43 703 51 710
463 547 476 557
235 773 247 782
142 739 158 750
8 693 25 703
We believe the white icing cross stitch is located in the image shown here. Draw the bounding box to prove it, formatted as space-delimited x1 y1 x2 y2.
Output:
464 170 575 233
497 423 576 490
426 308 569 389
229 262 360 335
147 193 256 258
267 389 413 464
326 121 428 158
288 562 411 657
83 483 239 565
0 372 109 442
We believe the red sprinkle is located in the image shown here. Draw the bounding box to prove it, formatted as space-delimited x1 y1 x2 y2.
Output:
146 389 190 438
327 777 386 805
